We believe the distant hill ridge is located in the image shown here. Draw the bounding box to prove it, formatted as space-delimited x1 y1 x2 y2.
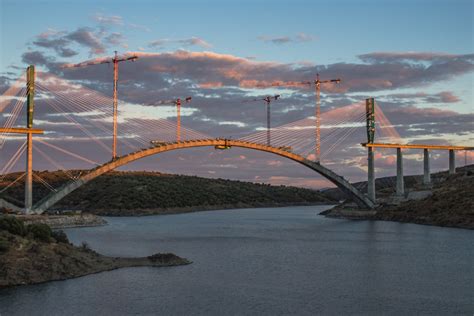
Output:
0 171 334 215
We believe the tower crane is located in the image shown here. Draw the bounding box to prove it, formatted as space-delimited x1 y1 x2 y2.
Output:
63 51 138 159
151 97 192 142
243 95 280 146
271 74 341 162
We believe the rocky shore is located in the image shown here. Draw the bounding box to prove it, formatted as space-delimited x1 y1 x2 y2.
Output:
17 213 107 228
0 217 191 288
322 167 474 230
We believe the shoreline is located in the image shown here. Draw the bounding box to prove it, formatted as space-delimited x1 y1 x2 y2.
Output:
1 252 192 289
15 213 107 229
0 222 191 289
12 199 473 231
88 201 330 216
321 204 474 230
5 203 331 229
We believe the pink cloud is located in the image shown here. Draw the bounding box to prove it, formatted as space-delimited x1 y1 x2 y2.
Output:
52 50 474 94
199 81 223 88
437 91 460 103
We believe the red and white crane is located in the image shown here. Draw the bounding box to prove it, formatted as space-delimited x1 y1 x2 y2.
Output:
271 74 341 162
63 51 138 159
244 95 281 146
151 97 192 142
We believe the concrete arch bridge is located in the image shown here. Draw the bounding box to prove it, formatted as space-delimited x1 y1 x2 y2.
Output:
32 139 375 214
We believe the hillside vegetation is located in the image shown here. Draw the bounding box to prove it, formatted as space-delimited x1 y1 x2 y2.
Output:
0 171 333 215
324 164 474 229
0 216 189 288
372 169 474 229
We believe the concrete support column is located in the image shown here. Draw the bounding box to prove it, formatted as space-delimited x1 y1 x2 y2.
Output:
396 147 404 196
25 133 33 214
423 149 431 185
367 147 375 202
449 149 455 175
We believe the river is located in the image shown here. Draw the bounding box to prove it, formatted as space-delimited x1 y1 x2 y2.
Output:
0 205 472 315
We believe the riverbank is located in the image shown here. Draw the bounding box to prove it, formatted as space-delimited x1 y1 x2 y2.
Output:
0 217 191 288
322 168 474 230
17 213 106 228
90 201 329 216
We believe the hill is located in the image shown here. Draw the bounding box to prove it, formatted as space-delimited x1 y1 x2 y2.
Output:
0 216 189 288
324 164 474 229
0 170 334 215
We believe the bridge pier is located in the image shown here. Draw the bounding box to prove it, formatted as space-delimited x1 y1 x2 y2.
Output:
25 134 33 213
423 149 431 186
396 147 404 196
367 147 376 202
25 65 35 214
449 149 456 175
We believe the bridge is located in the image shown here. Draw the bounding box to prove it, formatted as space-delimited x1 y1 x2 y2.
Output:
33 139 375 213
1 65 472 214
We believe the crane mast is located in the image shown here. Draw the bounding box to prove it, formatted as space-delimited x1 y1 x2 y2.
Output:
271 74 341 162
151 97 192 141
244 95 280 146
63 51 138 159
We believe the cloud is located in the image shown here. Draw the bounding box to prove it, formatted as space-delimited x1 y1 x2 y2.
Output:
258 33 315 44
258 36 292 44
128 23 151 32
8 48 472 189
29 48 474 95
384 91 460 104
65 27 105 55
104 32 128 48
430 91 460 103
21 51 53 66
45 50 472 142
92 13 124 26
296 33 314 42
30 26 126 57
149 37 212 49
32 37 78 58
179 37 212 48
118 50 473 93
358 52 474 63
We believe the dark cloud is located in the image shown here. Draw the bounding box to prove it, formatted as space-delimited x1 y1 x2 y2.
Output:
33 37 78 57
22 51 53 66
29 27 117 58
65 27 105 55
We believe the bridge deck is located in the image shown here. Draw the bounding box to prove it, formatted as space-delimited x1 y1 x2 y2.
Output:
0 127 44 134
362 143 474 151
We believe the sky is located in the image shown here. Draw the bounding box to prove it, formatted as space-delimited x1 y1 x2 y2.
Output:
0 0 473 190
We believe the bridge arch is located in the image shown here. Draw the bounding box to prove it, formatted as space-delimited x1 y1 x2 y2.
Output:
33 139 374 213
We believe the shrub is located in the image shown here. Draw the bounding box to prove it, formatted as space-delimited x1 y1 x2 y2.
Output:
27 223 52 242
80 241 90 250
51 230 69 244
0 216 27 236
0 238 9 253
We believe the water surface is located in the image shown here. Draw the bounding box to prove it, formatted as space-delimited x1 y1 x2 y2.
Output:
0 206 472 315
